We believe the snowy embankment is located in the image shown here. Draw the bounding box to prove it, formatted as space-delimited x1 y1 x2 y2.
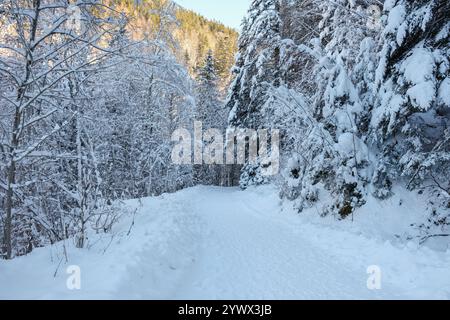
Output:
0 186 449 300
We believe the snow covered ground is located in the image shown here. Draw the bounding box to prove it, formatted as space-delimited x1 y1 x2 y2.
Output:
1 186 449 300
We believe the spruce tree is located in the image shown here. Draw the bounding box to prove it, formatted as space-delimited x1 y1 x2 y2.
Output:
226 0 282 129
214 35 234 83
196 51 224 127
194 51 227 185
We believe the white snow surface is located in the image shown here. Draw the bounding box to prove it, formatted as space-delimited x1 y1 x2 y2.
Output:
1 186 449 300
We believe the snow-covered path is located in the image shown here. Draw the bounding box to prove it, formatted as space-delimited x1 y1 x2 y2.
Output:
175 187 405 300
1 186 449 299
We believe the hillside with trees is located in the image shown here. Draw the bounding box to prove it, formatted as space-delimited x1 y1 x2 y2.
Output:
111 0 238 86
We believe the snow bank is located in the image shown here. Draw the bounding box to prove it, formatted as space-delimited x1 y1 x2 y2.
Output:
0 191 204 299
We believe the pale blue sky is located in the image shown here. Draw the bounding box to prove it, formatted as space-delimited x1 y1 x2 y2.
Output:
175 0 250 30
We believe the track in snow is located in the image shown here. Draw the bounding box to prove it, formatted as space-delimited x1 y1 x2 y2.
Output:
1 186 449 299
174 187 410 299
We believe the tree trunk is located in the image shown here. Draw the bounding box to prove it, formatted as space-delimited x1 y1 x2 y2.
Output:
3 162 15 260
2 0 41 260
3 106 21 260
76 111 85 249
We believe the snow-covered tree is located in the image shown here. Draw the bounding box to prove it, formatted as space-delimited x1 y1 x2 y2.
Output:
235 0 449 229
95 39 195 198
194 51 228 186
370 0 450 227
265 1 376 215
195 52 225 127
225 0 283 188
226 0 282 129
0 0 196 259
0 0 126 258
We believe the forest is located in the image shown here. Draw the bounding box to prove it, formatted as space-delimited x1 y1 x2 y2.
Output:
0 0 449 275
227 0 449 233
0 0 239 260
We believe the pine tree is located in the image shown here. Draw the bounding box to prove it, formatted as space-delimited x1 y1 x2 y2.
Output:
194 51 227 185
196 52 219 122
226 0 282 129
224 0 283 188
214 35 232 83
196 34 209 70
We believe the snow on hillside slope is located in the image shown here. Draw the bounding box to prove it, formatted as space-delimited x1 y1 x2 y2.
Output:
0 186 449 300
